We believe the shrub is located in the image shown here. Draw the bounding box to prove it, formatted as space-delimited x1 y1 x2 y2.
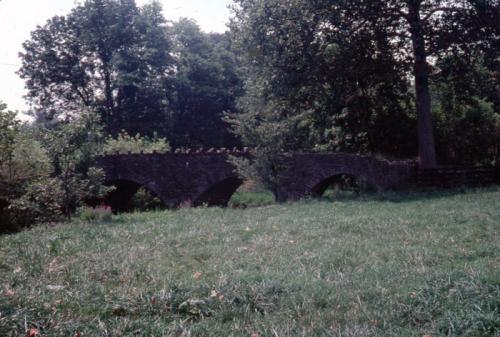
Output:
77 205 113 223
0 108 114 230
103 131 170 155
130 187 164 212
5 178 64 230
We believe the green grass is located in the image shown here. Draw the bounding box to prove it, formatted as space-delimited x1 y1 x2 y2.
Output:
229 190 276 208
1 188 499 337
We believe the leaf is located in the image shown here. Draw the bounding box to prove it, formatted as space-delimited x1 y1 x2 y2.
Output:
26 328 40 337
4 289 15 297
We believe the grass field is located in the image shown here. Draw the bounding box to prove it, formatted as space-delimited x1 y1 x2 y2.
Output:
1 188 499 337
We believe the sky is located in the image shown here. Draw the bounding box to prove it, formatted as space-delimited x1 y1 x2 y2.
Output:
0 0 232 113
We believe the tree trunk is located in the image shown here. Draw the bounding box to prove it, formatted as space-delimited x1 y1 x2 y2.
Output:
407 0 437 168
496 80 500 113
103 62 114 129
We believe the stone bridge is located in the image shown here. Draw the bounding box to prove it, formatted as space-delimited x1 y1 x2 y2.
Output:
96 151 415 210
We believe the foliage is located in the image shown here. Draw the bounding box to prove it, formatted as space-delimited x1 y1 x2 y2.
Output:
0 104 22 199
34 110 112 217
103 131 170 154
37 110 103 174
225 99 301 195
229 0 416 157
77 205 113 223
228 0 499 170
1 108 113 230
167 19 243 148
18 1 244 149
435 97 500 166
129 187 164 212
0 127 53 191
0 102 19 171
432 55 500 165
6 178 64 228
0 103 54 231
19 0 173 136
85 167 114 200
1 188 498 336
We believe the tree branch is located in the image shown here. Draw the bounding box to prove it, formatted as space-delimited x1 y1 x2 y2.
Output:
387 8 409 20
422 7 466 21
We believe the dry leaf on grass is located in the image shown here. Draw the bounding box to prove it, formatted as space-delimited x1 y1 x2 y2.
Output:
4 289 15 297
26 328 39 337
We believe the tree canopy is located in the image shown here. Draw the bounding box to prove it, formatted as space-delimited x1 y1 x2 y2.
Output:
18 0 243 149
167 19 243 148
228 0 499 169
15 0 500 176
19 0 173 136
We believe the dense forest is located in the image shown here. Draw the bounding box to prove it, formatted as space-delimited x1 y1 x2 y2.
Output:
1 0 499 229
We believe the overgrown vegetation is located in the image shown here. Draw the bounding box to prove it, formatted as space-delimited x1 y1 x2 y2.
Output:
76 205 113 223
129 187 165 212
103 131 170 155
0 107 111 232
0 188 498 336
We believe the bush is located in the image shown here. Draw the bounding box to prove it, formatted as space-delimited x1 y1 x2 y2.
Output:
129 187 164 212
103 131 170 155
77 205 113 223
0 108 115 231
5 178 64 230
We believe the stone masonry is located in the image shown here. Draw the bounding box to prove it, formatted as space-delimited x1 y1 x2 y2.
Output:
97 151 416 210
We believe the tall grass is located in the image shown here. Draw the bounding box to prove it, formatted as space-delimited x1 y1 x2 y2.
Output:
1 188 499 336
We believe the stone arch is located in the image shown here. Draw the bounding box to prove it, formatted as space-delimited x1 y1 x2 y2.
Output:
193 176 244 207
275 153 396 201
103 178 166 212
310 172 377 197
97 152 415 207
307 168 382 198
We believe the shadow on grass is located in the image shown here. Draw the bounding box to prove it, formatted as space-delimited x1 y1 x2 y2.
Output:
314 185 500 204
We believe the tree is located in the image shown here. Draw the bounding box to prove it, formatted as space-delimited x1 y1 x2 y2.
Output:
35 110 111 217
19 0 173 136
228 0 418 179
1 108 113 230
0 102 52 197
229 0 499 167
224 82 302 196
432 54 500 165
167 19 244 148
0 102 20 185
328 0 500 167
1 102 50 230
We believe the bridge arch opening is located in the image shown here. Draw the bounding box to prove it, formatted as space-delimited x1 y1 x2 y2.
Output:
228 180 276 208
101 179 166 212
194 176 244 207
311 173 376 199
